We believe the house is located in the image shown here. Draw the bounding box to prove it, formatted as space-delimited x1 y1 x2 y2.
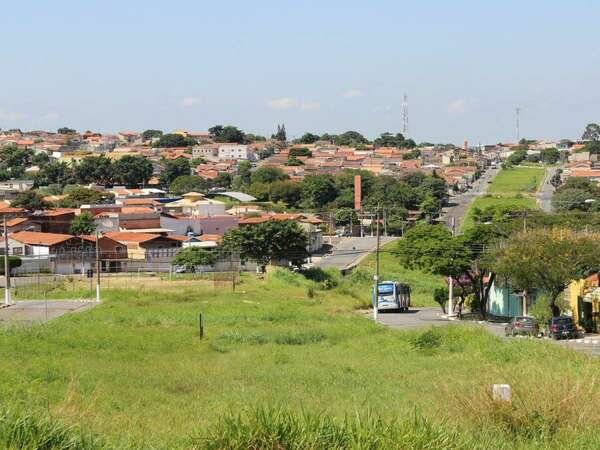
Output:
159 213 238 236
487 278 537 318
162 192 226 217
30 209 77 234
0 180 35 200
217 144 253 161
104 231 183 260
192 144 218 161
569 273 600 332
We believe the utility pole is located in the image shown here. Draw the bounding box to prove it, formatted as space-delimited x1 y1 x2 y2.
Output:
448 216 456 317
373 206 381 322
3 216 11 306
95 231 101 302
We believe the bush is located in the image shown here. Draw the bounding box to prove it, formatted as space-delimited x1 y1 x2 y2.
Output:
433 286 448 313
411 328 442 352
0 256 22 275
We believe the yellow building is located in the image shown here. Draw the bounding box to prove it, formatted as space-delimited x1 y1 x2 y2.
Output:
569 273 600 332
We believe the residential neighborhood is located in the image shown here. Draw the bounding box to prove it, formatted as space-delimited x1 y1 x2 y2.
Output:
3 2 600 449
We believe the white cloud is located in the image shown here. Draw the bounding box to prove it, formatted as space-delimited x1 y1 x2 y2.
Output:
343 88 364 98
267 97 299 110
447 99 468 114
0 109 27 121
180 97 200 107
300 101 320 110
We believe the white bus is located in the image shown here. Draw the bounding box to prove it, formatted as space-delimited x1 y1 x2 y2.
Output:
374 281 411 312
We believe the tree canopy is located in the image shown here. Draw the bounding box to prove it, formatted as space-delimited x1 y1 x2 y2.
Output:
153 133 197 148
582 123 600 141
172 247 217 268
221 220 308 268
208 125 247 144
491 229 600 314
112 155 153 187
69 212 96 235
11 190 50 211
160 157 191 187
169 175 208 195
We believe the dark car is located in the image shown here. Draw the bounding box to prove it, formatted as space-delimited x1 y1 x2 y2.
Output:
547 316 578 340
505 316 539 337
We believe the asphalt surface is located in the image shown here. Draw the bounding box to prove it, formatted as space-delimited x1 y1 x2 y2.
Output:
537 166 557 212
0 300 96 324
378 307 600 356
312 236 397 270
442 167 500 230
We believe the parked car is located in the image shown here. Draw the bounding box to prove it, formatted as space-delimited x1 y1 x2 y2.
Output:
505 316 539 337
547 316 578 340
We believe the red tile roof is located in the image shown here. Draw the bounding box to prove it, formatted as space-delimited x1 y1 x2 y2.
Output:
10 231 73 246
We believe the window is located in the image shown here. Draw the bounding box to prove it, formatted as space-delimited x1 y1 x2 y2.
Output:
12 247 23 255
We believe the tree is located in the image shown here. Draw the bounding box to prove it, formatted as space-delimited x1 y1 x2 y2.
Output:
236 161 252 187
540 147 560 164
289 147 312 158
58 187 114 208
0 144 33 177
10 190 50 210
250 167 287 184
335 207 358 226
221 220 308 269
272 124 287 142
74 155 113 185
334 131 369 146
57 127 76 134
396 223 505 318
491 229 600 315
142 129 163 141
69 212 96 235
210 172 232 189
269 180 301 207
153 133 196 148
583 141 600 155
37 161 74 186
284 156 303 166
300 174 338 209
160 157 191 187
433 286 449 314
113 155 153 187
169 175 208 195
296 132 320 144
209 125 246 144
582 123 600 141
373 132 415 148
172 247 217 268
552 177 599 212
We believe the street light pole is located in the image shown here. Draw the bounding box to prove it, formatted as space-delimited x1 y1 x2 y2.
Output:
3 216 11 306
448 217 455 317
373 207 381 322
95 231 101 302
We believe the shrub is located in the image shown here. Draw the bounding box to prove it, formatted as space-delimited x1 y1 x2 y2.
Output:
433 286 448 313
411 329 442 352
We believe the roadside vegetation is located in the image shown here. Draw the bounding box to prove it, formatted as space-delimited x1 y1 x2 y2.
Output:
2 269 600 448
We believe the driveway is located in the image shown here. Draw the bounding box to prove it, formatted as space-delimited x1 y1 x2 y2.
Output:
312 236 397 271
378 307 600 356
0 300 96 325
442 167 500 231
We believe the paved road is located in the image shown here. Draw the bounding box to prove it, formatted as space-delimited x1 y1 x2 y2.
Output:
313 236 397 270
538 166 557 212
442 167 500 230
0 300 96 324
378 307 600 356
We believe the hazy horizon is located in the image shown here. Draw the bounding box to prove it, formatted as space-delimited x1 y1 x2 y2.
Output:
2 1 599 145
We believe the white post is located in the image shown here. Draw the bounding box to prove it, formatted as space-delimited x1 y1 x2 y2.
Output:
448 276 454 316
373 275 378 322
95 231 101 302
3 216 11 306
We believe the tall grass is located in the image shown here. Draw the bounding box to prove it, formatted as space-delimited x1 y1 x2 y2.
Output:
0 409 103 450
196 408 494 450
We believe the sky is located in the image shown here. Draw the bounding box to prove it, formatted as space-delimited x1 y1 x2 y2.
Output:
1 0 600 144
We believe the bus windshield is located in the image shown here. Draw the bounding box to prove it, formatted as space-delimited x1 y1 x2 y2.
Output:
377 284 395 295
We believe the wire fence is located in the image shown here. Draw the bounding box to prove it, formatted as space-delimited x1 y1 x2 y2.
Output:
3 251 256 301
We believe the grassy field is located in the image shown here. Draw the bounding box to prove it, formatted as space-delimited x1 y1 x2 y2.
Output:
461 166 545 230
487 166 545 195
2 268 600 448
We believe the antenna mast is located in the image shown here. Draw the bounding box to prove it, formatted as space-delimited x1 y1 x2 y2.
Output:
401 94 408 136
515 107 521 142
